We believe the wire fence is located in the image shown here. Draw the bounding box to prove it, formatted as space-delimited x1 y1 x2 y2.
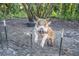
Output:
1 19 79 56
0 20 64 56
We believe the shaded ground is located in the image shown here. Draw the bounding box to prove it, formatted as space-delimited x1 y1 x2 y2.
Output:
0 19 79 56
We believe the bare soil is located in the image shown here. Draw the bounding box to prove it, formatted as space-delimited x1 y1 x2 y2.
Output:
0 19 79 56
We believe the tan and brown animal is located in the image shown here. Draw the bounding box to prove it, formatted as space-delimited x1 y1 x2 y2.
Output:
34 16 55 48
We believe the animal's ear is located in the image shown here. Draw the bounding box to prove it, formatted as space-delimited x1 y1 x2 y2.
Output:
46 18 51 25
48 21 51 25
34 16 40 25
35 16 39 21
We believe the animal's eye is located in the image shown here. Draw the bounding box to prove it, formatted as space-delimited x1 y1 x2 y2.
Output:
36 24 38 27
44 23 46 26
38 22 41 25
44 21 47 25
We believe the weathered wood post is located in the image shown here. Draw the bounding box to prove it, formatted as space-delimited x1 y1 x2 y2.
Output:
3 20 8 49
59 28 64 56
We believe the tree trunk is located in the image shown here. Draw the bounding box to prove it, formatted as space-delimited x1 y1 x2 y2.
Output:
22 3 34 22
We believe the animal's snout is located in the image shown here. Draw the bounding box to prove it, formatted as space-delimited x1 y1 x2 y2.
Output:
39 28 44 33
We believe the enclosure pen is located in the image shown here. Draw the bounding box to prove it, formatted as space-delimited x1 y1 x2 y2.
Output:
59 28 64 56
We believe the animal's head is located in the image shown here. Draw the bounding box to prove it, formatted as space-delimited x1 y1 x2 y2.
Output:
35 16 51 34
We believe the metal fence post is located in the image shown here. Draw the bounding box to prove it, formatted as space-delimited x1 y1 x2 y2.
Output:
26 32 33 56
0 32 3 49
30 33 32 56
3 20 8 49
59 28 64 56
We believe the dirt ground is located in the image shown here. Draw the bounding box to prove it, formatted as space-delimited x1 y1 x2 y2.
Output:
0 19 79 56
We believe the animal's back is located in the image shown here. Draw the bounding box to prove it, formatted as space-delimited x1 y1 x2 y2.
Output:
47 27 55 40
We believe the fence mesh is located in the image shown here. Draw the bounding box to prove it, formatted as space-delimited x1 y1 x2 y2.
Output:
0 19 79 56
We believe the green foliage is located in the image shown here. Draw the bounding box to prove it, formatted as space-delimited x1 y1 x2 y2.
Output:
22 3 53 20
0 3 27 20
0 3 79 21
51 3 79 21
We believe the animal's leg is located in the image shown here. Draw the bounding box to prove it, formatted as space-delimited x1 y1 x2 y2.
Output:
47 38 55 47
47 39 51 46
46 39 49 46
34 31 38 43
40 34 48 48
51 38 55 47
